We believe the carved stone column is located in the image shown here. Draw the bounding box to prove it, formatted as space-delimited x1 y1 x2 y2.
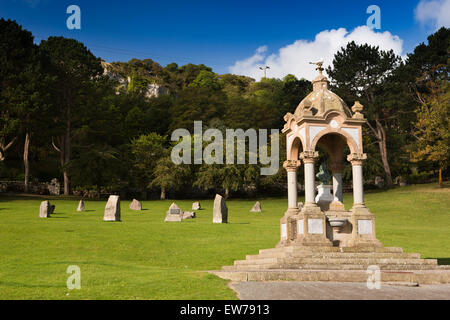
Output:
346 153 382 248
277 160 301 247
292 151 332 247
300 151 319 207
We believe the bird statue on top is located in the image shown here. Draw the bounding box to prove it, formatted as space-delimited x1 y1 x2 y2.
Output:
316 162 331 185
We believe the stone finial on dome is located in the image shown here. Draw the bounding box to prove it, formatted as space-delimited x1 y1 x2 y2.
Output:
310 59 329 91
351 101 364 119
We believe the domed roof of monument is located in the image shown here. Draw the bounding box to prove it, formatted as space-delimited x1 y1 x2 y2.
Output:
294 62 352 119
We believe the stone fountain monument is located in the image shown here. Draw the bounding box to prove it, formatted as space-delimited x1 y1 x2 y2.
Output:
212 61 450 285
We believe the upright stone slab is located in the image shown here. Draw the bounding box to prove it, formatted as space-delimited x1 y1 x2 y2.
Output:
77 200 85 212
165 203 183 222
39 200 54 218
192 202 201 210
250 201 261 212
130 199 142 211
103 195 121 221
213 194 228 223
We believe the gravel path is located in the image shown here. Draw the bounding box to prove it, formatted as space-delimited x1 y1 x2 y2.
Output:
230 281 450 300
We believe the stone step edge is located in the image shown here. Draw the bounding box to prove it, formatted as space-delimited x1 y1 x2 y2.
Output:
208 269 450 284
259 246 405 254
246 252 422 261
235 257 437 266
223 264 447 271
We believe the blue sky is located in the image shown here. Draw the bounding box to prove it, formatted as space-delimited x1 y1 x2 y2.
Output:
1 0 448 78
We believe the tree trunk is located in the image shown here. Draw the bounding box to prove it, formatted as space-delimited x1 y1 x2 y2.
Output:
439 168 443 187
23 132 30 193
376 120 393 186
63 116 71 195
225 187 229 199
160 187 166 200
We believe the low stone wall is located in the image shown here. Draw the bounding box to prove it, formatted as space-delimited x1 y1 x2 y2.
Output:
0 179 61 195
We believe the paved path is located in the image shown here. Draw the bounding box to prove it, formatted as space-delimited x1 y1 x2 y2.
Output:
230 281 450 300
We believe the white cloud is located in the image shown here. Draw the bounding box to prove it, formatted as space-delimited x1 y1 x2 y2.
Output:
228 26 404 81
415 0 450 30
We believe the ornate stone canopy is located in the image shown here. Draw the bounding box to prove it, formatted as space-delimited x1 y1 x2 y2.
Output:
278 61 381 249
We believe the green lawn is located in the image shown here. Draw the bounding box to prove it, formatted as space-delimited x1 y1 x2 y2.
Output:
0 183 449 300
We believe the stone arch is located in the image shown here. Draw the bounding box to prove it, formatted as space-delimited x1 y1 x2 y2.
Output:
287 136 304 161
311 129 358 156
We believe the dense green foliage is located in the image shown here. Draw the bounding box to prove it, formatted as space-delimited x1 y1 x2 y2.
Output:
0 18 448 198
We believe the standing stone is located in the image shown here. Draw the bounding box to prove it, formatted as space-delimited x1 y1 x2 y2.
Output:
182 211 196 219
39 200 54 218
213 194 228 223
165 203 183 222
103 195 121 221
130 199 142 211
77 200 85 212
192 202 201 210
250 201 261 212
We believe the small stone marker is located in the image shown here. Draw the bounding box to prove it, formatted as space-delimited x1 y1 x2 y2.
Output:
192 202 201 210
129 199 142 211
103 195 121 221
39 200 55 218
77 199 85 212
250 201 261 212
165 203 183 222
213 194 228 223
182 211 196 219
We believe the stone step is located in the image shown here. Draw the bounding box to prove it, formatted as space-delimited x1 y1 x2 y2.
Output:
225 263 443 271
235 257 436 266
258 246 404 255
210 269 450 284
247 252 421 260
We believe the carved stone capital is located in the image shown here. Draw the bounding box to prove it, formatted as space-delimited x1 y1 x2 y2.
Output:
283 160 301 172
347 153 367 166
300 151 319 164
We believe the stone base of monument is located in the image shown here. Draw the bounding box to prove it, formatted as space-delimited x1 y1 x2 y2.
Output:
210 245 450 284
212 203 450 284
291 205 333 247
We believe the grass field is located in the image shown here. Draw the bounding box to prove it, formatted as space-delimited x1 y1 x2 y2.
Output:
0 183 449 300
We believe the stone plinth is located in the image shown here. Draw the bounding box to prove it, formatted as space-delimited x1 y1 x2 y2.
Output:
39 201 55 218
77 200 85 212
104 195 121 221
315 184 333 211
250 201 261 212
130 199 142 211
213 194 228 223
165 203 183 222
192 202 201 210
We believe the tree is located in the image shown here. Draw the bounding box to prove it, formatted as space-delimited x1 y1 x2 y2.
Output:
40 37 103 195
410 79 449 186
149 156 189 199
0 19 53 192
130 133 167 198
326 42 402 186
